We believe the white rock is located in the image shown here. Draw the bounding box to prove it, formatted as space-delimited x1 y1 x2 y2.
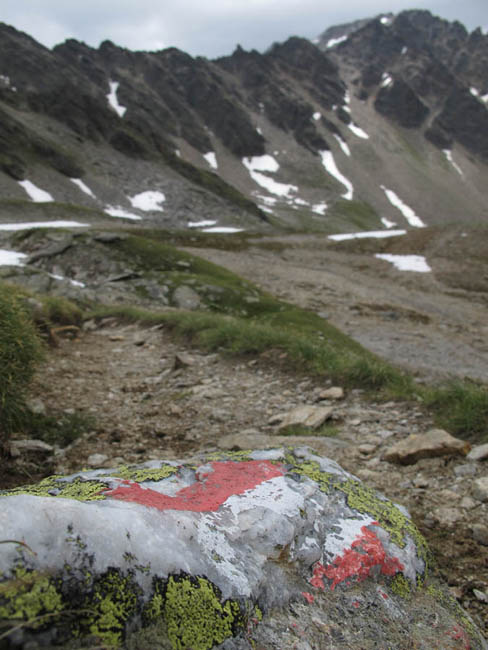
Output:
467 443 488 461
472 477 488 502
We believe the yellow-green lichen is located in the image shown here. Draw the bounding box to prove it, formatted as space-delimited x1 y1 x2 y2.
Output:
205 450 253 462
390 573 411 599
164 575 243 650
425 584 480 645
112 465 179 483
0 476 108 502
334 478 431 569
285 457 333 494
78 569 141 647
0 567 64 628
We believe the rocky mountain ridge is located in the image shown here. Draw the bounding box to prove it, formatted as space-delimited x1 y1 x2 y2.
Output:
0 10 487 232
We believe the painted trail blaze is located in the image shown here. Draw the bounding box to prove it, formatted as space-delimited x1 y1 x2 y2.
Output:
103 460 284 512
311 525 404 590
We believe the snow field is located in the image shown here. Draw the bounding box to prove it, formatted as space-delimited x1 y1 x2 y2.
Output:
375 254 431 272
128 191 166 211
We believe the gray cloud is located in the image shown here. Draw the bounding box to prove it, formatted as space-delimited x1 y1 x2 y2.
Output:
2 0 486 58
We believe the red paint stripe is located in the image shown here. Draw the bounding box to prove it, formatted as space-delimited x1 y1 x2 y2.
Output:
311 525 404 591
103 460 284 512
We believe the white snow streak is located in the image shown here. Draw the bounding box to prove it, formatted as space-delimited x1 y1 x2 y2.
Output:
443 150 464 177
0 249 27 266
18 180 54 203
375 254 431 272
70 178 96 199
381 186 426 227
201 227 244 233
129 191 166 211
333 134 351 156
326 35 347 48
188 220 217 228
313 112 321 121
380 15 393 25
0 221 88 231
204 152 218 169
50 273 86 288
319 150 353 200
104 206 142 221
381 74 393 88
329 230 406 241
470 87 479 97
348 123 370 139
107 81 126 118
243 156 296 198
401 46 408 55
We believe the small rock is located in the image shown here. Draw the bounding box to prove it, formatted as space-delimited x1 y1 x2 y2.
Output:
10 439 54 457
472 524 488 545
277 405 334 432
358 444 377 456
317 387 344 401
432 507 463 528
473 589 488 603
87 453 109 467
454 463 477 477
436 489 461 501
350 418 361 426
109 335 125 342
460 496 478 510
25 397 46 415
467 443 488 462
472 477 488 502
172 285 201 310
383 429 471 465
173 352 195 369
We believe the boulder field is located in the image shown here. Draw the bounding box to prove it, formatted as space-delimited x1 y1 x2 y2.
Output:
0 447 486 649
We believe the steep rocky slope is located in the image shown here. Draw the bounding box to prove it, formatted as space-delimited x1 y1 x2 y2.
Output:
0 10 487 232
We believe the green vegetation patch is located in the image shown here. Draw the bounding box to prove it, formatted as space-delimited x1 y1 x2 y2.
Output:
0 282 44 437
422 380 488 442
328 199 382 232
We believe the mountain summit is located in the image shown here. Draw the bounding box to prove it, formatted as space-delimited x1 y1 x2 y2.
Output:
0 10 487 231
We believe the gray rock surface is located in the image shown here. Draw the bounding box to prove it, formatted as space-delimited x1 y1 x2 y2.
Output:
0 448 486 649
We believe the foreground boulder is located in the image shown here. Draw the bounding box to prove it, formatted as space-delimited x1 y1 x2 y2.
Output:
0 448 486 649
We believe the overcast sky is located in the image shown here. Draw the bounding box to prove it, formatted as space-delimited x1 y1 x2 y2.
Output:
2 1 486 59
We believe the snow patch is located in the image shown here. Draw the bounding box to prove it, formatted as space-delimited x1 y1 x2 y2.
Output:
381 74 393 88
201 227 244 233
50 273 86 288
348 123 370 139
255 194 277 207
344 91 351 105
401 46 408 55
442 150 463 177
375 254 431 273
0 221 88 231
18 180 54 203
381 186 425 227
129 191 166 211
333 134 351 156
104 206 142 221
380 15 393 25
204 152 218 170
106 81 126 118
470 87 479 97
188 220 217 228
482 93 488 103
0 249 27 266
319 150 353 200
313 112 321 121
70 178 96 199
259 205 274 214
326 35 347 48
243 155 280 173
381 217 397 229
329 230 406 241
312 202 328 215
256 127 263 135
